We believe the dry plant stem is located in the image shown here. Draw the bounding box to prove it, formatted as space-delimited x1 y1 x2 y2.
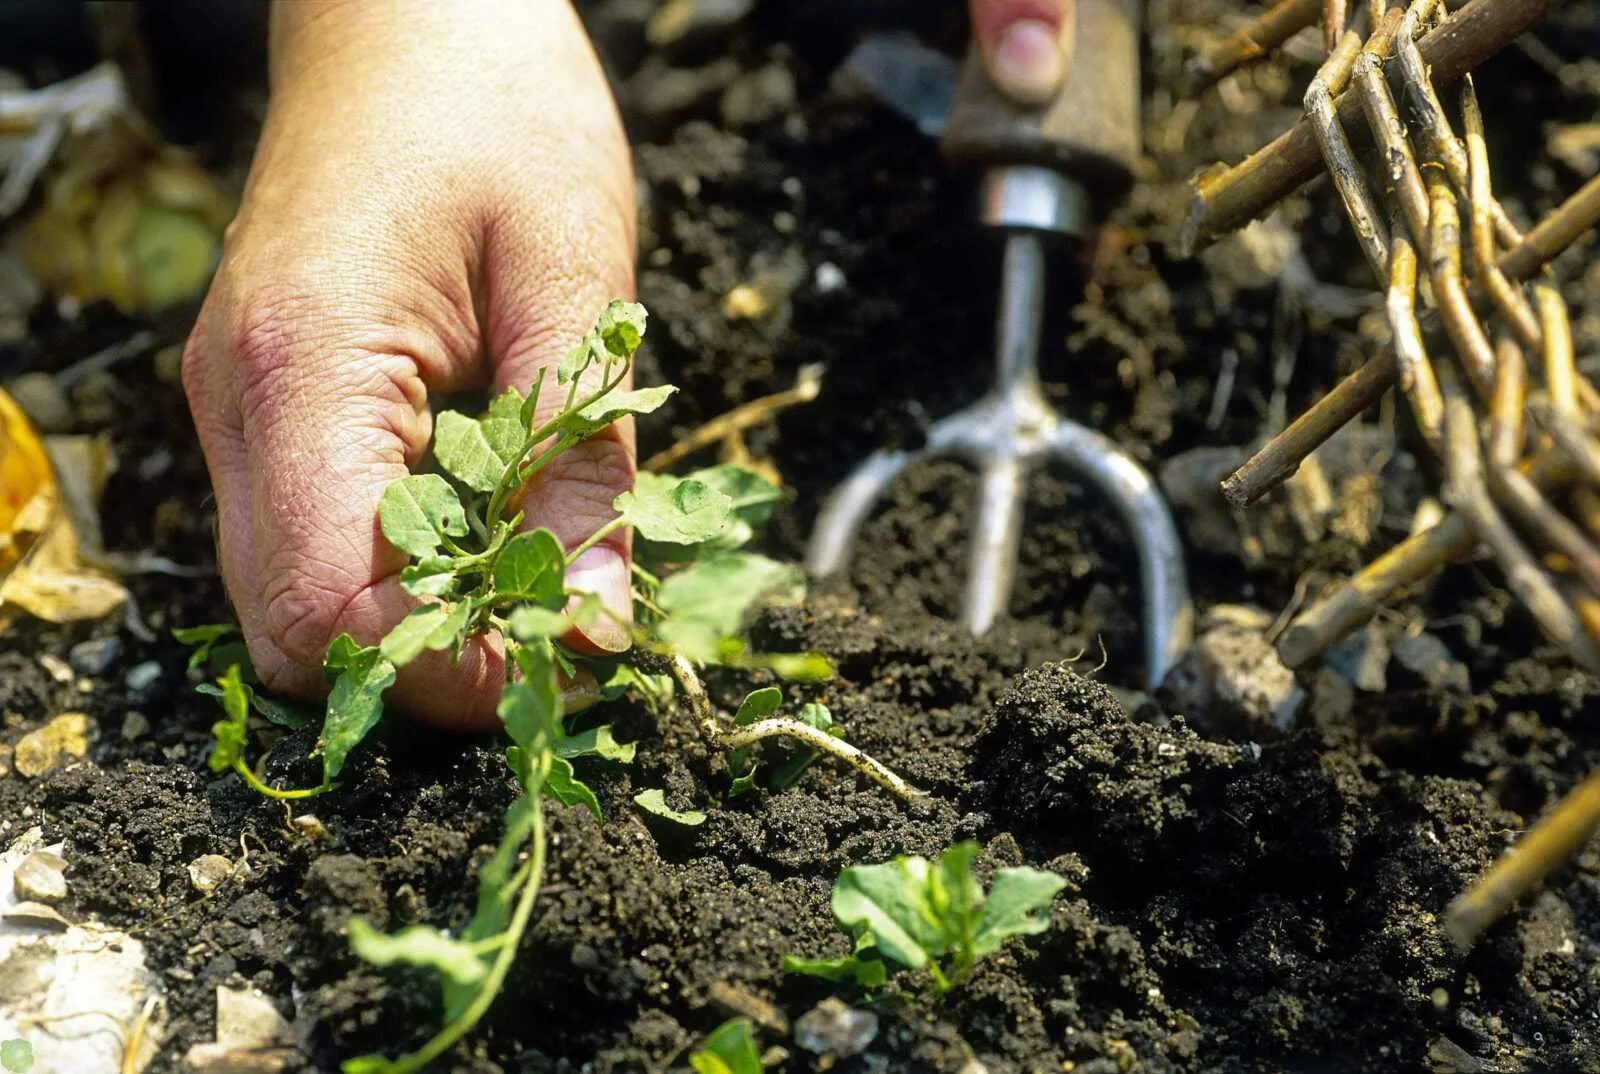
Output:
665 652 928 807
1277 512 1475 667
1306 30 1390 280
1577 487 1600 542
1184 0 1322 93
1532 285 1600 485
1460 79 1540 345
1180 0 1550 253
1277 450 1579 664
1323 0 1345 54
1499 172 1600 281
642 364 823 473
1439 375 1600 670
1485 339 1600 596
1444 771 1600 952
1427 177 1497 397
1352 41 1430 244
1386 224 1443 443
1225 175 1600 506
1394 3 1524 251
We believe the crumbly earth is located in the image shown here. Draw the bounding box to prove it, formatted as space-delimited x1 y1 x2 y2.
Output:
3 2 1599 1073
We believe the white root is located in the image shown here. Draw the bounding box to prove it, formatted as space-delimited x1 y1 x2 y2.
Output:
667 653 928 808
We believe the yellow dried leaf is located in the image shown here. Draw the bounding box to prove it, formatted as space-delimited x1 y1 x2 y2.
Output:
0 388 126 623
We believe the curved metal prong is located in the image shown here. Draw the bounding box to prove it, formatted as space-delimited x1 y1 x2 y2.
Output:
1049 419 1194 689
963 453 1026 635
807 446 925 579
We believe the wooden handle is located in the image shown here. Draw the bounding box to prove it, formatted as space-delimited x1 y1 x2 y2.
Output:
941 0 1142 210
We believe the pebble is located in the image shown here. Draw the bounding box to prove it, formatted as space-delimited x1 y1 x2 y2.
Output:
68 635 123 676
14 713 92 777
124 660 164 698
184 985 296 1073
38 653 74 684
794 997 878 1058
187 855 234 894
814 262 847 293
7 371 73 432
13 849 68 902
121 711 151 740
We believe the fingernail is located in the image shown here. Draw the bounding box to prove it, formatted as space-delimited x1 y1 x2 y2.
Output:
565 545 633 654
991 18 1065 105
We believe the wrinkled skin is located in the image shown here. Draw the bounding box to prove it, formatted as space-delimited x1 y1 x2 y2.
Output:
183 0 1073 731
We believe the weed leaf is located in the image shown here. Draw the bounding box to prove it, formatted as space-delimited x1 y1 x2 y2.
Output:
172 623 235 670
972 867 1068 955
615 475 732 544
378 603 455 666
557 724 635 764
655 553 804 658
633 788 706 827
544 756 601 820
0 1039 32 1074
689 1018 762 1074
500 641 561 751
434 410 517 493
319 638 397 784
492 529 566 607
207 664 250 773
378 474 468 557
559 385 676 439
400 556 457 598
507 604 573 640
348 918 486 988
733 687 782 724
781 950 888 989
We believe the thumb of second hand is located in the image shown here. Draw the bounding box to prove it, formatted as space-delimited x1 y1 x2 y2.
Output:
970 0 1076 106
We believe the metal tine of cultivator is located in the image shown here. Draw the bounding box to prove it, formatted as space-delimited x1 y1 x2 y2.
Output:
808 229 1193 689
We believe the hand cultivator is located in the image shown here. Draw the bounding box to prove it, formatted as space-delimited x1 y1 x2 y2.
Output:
1181 0 1600 948
809 0 1194 689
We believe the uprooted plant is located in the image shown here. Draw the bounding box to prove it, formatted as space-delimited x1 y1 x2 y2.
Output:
180 301 922 1073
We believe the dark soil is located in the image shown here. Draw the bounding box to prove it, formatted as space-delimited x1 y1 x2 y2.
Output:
4 2 1600 1073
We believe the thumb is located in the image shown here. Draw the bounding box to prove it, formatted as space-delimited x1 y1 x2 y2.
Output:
970 0 1076 106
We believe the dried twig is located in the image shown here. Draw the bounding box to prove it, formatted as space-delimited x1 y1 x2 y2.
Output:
642 364 823 473
1180 0 1551 254
1185 0 1323 94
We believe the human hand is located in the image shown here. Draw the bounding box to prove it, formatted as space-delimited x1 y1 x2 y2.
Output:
182 1 635 730
968 0 1076 105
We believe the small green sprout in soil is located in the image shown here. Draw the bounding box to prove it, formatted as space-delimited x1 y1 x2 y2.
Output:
179 302 922 1072
689 1018 764 1074
0 1039 32 1074
785 842 1067 994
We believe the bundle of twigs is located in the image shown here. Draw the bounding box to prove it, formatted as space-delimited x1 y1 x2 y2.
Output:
1182 0 1600 949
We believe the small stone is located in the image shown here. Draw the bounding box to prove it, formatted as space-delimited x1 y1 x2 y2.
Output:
184 985 296 1073
1162 605 1304 737
794 997 878 1058
1392 632 1469 692
570 943 600 971
124 660 164 698
38 653 74 684
14 849 68 902
7 371 72 432
646 0 754 45
291 815 329 841
814 262 847 293
722 283 769 321
14 713 93 777
3 900 71 928
720 62 797 128
187 854 234 894
121 711 151 740
69 635 123 676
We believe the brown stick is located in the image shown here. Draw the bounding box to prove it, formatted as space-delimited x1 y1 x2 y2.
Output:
1428 176 1497 396
1305 29 1390 280
1499 173 1600 281
1185 0 1323 94
1444 771 1600 951
1461 78 1540 346
1180 0 1551 255
1222 175 1600 506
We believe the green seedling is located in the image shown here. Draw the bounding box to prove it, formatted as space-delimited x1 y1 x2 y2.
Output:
689 1019 764 1074
0 1039 32 1074
177 302 924 1072
785 842 1067 994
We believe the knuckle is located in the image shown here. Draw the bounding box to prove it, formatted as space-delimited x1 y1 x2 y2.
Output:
259 555 365 667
